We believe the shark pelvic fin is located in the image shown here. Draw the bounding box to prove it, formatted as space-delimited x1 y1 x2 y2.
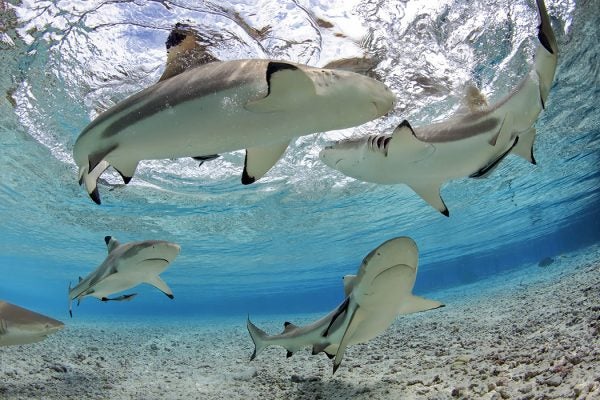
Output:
397 295 445 315
111 159 139 185
247 317 269 361
244 62 315 113
513 127 537 164
407 182 449 217
241 141 289 185
470 136 520 179
312 343 331 355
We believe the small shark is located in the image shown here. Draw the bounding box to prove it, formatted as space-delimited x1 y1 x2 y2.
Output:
247 237 443 374
68 236 180 316
0 301 64 346
73 24 395 204
319 0 557 216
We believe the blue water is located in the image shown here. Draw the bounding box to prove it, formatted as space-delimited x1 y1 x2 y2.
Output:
0 0 599 321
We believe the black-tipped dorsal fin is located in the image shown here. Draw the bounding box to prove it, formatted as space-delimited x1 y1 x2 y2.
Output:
281 321 299 334
159 23 219 82
78 276 83 283
104 236 120 253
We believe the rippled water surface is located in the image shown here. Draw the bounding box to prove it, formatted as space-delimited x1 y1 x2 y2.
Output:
0 0 598 317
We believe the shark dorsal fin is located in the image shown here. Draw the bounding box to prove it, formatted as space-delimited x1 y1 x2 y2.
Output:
159 23 219 82
461 84 489 113
104 236 120 253
342 275 357 297
78 276 83 282
282 321 298 334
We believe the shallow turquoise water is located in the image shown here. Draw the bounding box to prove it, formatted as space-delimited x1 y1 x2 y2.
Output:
0 0 598 320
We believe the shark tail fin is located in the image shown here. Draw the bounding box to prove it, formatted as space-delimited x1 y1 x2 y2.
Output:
247 317 270 361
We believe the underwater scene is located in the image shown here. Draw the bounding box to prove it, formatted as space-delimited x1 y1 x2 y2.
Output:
0 0 599 398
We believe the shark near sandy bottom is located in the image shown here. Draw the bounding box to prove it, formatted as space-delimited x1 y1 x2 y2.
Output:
73 23 395 204
320 0 558 216
68 236 180 316
0 301 64 346
247 237 443 374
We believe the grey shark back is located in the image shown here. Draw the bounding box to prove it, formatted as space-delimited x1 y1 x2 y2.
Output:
0 301 64 346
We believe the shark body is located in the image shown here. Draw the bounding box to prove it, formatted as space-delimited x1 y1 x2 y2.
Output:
68 236 180 316
319 0 557 216
73 24 395 204
0 301 64 346
247 237 443 373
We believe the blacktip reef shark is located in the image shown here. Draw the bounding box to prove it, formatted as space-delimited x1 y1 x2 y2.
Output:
0 301 64 346
73 23 396 204
68 236 180 316
247 237 443 374
320 0 557 216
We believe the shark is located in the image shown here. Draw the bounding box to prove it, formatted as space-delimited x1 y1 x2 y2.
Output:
247 237 443 374
0 301 64 346
68 236 180 316
73 23 396 204
319 0 557 216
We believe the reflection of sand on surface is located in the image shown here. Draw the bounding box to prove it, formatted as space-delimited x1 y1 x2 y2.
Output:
0 245 598 400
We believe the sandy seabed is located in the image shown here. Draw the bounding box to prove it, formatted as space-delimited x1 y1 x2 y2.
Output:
1 246 599 400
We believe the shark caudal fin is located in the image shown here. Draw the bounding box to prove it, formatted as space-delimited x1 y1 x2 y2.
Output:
247 317 270 361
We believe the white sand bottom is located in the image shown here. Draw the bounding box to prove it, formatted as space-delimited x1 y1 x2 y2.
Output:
1 246 599 400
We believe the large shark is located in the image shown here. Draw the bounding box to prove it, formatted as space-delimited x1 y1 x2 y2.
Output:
68 236 180 316
73 24 395 204
319 0 557 216
247 237 443 374
0 301 64 346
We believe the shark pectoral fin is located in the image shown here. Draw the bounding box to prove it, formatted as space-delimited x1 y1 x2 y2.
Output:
387 120 433 161
146 275 174 298
513 127 537 164
343 275 357 297
111 159 139 184
102 293 138 302
242 141 290 185
192 155 220 167
397 295 444 315
247 317 269 361
470 136 520 179
244 62 315 113
408 182 449 217
333 305 362 374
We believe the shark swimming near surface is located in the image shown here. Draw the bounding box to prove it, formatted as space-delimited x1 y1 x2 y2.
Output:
319 0 557 216
247 237 443 374
73 23 396 204
68 236 180 316
0 301 64 346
